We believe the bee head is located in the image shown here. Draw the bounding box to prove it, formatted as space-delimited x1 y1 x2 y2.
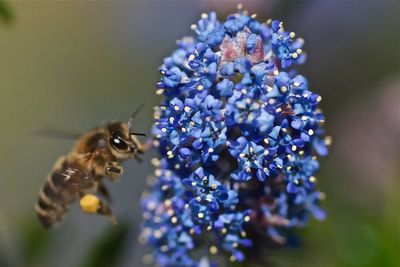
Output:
107 122 144 159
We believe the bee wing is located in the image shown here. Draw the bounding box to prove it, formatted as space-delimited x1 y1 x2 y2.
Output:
33 128 82 140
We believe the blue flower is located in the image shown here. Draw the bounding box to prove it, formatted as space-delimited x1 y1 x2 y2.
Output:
216 78 234 97
142 7 330 267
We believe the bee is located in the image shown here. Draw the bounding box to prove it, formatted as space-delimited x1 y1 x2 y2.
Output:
35 109 147 228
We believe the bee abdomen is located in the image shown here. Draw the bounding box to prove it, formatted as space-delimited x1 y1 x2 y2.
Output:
35 199 65 229
35 159 76 228
36 155 96 228
35 175 69 228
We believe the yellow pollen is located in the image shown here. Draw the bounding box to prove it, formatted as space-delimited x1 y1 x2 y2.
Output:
290 32 296 38
154 230 162 238
308 129 314 135
325 136 333 146
161 185 168 191
198 212 204 219
197 85 204 91
80 194 100 213
309 176 317 183
171 217 178 224
190 24 197 30
164 199 172 206
209 246 218 254
244 215 250 222
291 145 297 151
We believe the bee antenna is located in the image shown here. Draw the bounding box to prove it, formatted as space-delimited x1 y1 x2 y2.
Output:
130 132 146 137
132 104 145 119
128 104 145 131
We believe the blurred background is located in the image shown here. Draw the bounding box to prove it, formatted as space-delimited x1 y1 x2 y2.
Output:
0 1 398 267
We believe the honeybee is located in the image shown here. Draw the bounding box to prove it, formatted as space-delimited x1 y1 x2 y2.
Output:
35 110 147 228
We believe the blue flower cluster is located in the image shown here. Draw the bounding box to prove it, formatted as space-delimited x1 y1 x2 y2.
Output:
141 8 329 266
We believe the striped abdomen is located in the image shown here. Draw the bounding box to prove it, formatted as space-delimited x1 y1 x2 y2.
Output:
35 156 94 228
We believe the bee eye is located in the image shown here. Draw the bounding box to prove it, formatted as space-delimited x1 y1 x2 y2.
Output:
110 135 128 151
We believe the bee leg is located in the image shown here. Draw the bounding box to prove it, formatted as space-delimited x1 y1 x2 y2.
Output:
79 194 118 225
134 154 143 162
105 163 123 180
97 201 118 225
98 182 113 203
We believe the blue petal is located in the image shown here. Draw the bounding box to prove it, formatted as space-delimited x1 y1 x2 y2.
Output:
220 62 235 76
216 78 234 97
